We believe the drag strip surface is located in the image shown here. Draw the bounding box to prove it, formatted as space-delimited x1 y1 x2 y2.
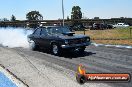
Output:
11 45 132 87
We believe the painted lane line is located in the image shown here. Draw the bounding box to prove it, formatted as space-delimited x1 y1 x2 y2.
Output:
0 65 27 87
0 72 17 87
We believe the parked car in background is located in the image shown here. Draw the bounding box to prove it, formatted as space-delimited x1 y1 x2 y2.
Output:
107 24 113 29
28 26 91 55
91 23 113 30
127 23 132 26
70 24 86 31
113 23 129 28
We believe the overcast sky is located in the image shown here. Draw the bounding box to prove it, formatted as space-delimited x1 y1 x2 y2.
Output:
0 0 131 20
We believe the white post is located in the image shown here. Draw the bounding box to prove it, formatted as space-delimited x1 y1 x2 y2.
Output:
62 0 65 26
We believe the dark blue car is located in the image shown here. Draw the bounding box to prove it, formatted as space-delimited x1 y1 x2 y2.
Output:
28 26 91 55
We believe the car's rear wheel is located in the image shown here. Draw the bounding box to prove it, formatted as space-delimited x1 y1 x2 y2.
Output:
51 43 61 56
29 40 38 51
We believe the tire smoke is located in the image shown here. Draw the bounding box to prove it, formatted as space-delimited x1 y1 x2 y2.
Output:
0 28 33 48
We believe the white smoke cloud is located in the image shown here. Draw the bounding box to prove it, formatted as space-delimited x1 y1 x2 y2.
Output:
0 27 33 48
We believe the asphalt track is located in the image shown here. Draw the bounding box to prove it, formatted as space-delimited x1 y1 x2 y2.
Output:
0 45 132 87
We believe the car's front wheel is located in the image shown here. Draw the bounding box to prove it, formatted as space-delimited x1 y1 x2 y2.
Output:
78 47 85 53
29 40 38 51
51 43 61 56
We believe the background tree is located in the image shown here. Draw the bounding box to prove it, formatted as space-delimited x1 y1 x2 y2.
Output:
26 11 43 21
0 18 9 27
71 6 82 20
10 15 17 27
11 15 16 21
2 18 9 21
26 11 43 28
71 6 84 31
67 16 70 20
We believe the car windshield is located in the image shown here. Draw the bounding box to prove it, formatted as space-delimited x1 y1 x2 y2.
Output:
47 27 71 34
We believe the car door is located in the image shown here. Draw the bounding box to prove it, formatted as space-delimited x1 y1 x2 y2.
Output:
32 29 41 45
39 28 51 48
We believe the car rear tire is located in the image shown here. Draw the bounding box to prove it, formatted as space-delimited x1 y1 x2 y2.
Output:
29 40 38 51
51 43 61 56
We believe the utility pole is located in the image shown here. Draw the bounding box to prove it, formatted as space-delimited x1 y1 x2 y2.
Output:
62 0 65 26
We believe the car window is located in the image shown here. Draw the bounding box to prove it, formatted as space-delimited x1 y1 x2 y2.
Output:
47 27 71 34
61 27 71 32
52 28 61 34
46 28 52 34
34 29 41 35
41 29 48 36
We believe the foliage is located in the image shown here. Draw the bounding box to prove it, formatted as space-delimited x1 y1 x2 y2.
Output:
26 11 43 21
11 15 16 21
71 6 82 20
1 18 9 21
71 6 84 31
67 16 70 20
26 11 43 28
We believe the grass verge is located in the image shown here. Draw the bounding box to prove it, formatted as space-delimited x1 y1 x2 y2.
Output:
92 39 132 45
75 27 132 45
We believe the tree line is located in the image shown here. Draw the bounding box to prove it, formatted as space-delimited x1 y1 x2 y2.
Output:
0 6 83 29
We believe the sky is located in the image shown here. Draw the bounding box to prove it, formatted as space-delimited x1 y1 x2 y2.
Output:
0 0 131 20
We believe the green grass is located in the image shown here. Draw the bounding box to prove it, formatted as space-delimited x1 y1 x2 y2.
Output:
75 27 132 45
75 27 132 40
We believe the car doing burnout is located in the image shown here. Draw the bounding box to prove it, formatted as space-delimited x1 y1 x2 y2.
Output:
28 26 91 55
